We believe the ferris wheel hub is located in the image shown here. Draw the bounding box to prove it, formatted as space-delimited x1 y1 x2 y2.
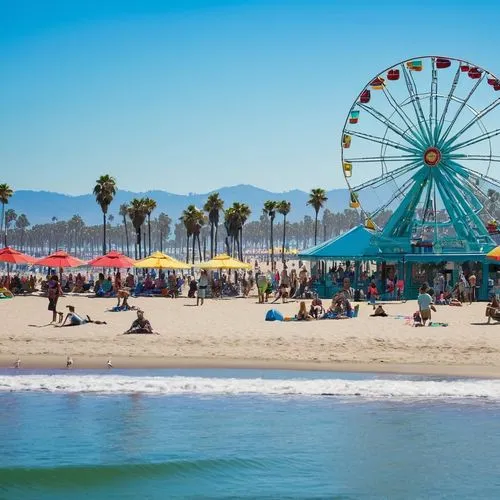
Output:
423 147 441 167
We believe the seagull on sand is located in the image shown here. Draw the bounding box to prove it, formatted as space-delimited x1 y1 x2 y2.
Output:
66 356 73 369
107 359 113 369
14 358 21 369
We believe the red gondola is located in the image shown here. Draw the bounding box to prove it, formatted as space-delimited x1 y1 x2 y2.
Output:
494 82 500 91
370 77 385 88
460 64 470 72
436 57 451 69
359 89 371 103
468 67 482 79
387 69 400 81
488 77 497 85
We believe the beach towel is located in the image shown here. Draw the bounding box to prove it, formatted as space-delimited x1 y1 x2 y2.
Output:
265 309 284 321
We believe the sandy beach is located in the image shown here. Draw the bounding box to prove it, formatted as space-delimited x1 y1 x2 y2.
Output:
2 293 500 377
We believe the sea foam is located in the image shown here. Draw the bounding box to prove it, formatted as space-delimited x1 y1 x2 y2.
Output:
1 374 500 400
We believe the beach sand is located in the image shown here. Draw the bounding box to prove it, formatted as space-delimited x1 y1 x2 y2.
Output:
1 293 500 377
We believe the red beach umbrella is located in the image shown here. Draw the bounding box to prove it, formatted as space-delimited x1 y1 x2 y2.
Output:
0 247 36 265
88 250 135 268
35 250 86 268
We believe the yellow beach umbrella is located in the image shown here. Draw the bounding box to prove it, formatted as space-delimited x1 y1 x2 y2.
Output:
486 246 500 261
134 251 191 270
198 253 251 270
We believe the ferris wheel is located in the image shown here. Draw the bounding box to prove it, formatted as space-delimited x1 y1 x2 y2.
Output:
341 55 500 251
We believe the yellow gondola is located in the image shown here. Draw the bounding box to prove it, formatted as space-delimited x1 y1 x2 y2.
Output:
365 218 376 230
342 134 351 148
343 162 352 177
349 191 359 208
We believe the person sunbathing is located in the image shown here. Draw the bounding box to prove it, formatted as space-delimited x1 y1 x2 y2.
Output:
58 305 107 327
124 310 157 334
371 305 388 317
486 296 500 324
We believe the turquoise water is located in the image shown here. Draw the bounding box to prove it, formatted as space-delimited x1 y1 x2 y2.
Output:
1 369 500 499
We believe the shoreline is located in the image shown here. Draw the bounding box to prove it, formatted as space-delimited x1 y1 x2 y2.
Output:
2 355 500 379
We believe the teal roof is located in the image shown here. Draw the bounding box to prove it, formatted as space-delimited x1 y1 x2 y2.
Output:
299 225 382 260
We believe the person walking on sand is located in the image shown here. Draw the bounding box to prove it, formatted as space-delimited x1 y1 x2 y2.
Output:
197 269 209 306
468 272 477 303
47 274 63 323
417 284 435 326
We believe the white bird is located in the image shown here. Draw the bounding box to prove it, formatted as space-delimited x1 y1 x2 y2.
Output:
66 356 73 369
107 359 113 369
14 358 21 369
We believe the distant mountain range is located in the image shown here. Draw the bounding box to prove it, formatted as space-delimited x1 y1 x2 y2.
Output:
8 184 373 225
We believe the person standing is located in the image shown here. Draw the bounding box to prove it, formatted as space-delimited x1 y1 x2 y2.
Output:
417 284 435 326
47 274 63 323
468 272 477 303
197 270 209 306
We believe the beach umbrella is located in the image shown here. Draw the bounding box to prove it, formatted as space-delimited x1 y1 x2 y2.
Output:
88 250 135 268
0 247 36 265
486 246 500 261
35 250 86 269
198 253 252 270
134 251 191 270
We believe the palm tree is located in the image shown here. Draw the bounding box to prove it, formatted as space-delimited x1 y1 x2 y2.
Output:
127 198 148 259
157 212 172 252
15 214 30 250
203 192 224 258
277 200 291 262
119 203 130 256
180 205 205 264
143 197 157 254
4 209 17 247
263 200 278 269
93 174 117 255
307 188 328 245
0 183 14 246
224 203 251 260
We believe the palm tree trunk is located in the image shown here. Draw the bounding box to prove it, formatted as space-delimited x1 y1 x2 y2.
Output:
192 235 196 264
186 235 190 263
197 234 202 262
148 214 152 254
210 222 214 258
1 203 5 247
102 212 107 255
270 220 274 270
215 224 219 255
282 215 287 262
314 211 319 245
123 216 130 256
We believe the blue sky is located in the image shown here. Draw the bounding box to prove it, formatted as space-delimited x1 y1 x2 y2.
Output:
2 0 500 195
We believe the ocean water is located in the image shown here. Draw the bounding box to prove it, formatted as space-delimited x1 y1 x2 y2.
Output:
1 369 500 499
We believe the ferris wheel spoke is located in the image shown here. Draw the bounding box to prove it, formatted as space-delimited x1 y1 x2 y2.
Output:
401 65 433 144
357 103 423 150
382 87 427 148
440 162 484 212
344 154 420 163
447 128 500 152
434 65 461 142
442 162 498 221
448 154 500 162
429 58 438 140
349 159 423 192
443 159 500 191
438 163 486 217
370 177 415 219
345 129 420 154
437 74 485 147
443 98 500 150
